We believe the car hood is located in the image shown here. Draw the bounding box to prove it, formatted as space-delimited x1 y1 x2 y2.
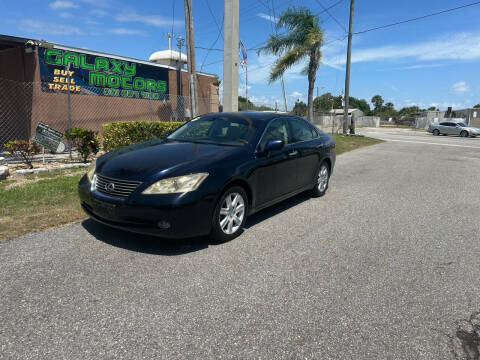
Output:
97 139 245 181
467 126 480 132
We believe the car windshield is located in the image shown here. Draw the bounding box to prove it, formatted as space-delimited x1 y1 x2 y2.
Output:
167 116 259 146
457 122 467 127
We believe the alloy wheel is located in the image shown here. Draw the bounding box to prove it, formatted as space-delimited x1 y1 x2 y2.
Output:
317 165 329 192
219 192 245 235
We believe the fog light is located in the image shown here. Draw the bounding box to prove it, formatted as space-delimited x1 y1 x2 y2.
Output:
157 220 171 229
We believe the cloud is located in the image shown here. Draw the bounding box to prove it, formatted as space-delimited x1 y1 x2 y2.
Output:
323 32 480 68
399 64 445 70
59 12 73 18
19 19 82 35
288 91 302 98
248 94 281 108
257 13 277 24
245 54 307 85
108 28 148 36
453 81 469 93
81 0 111 7
49 0 78 9
116 13 183 28
89 9 108 17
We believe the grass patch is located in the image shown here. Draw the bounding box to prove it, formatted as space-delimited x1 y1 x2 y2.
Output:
334 135 384 155
0 171 86 240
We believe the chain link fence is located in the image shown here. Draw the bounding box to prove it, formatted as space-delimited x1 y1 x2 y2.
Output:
0 77 218 160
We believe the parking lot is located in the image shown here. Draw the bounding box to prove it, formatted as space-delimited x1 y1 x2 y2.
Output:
1 129 480 359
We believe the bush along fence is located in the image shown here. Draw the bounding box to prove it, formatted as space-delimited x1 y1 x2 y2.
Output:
102 121 184 151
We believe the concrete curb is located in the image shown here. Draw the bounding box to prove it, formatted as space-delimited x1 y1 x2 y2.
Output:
15 163 90 176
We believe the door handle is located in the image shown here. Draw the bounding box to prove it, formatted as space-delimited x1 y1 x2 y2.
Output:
288 150 299 157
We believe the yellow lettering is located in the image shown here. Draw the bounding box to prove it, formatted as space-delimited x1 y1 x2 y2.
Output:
48 83 55 89
61 85 68 91
70 78 75 84
68 71 74 77
59 77 66 83
53 76 59 83
54 69 61 75
54 84 61 90
75 86 81 92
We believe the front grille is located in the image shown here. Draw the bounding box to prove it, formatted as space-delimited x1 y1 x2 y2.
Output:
95 174 142 198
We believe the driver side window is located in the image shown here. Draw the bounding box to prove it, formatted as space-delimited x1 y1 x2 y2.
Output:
258 118 290 151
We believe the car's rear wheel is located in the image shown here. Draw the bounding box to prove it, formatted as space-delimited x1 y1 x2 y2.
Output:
210 186 247 242
311 161 330 197
461 130 469 137
433 129 440 136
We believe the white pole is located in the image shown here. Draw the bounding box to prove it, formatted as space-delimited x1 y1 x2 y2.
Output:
223 0 239 112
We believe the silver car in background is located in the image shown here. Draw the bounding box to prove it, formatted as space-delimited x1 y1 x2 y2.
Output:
428 121 480 137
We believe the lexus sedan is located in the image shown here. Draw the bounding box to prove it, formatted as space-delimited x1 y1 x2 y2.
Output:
79 112 336 242
428 121 480 137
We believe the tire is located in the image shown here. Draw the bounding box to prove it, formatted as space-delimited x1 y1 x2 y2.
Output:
433 129 440 136
210 186 248 242
311 161 330 197
460 130 469 138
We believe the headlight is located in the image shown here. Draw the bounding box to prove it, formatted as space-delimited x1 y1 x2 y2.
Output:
86 161 96 182
142 173 209 194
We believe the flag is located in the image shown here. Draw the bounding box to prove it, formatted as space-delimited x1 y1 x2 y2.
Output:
239 40 247 68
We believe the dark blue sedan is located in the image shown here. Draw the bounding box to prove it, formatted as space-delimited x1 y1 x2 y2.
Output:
78 112 336 242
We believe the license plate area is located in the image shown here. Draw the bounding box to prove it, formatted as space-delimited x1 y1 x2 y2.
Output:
92 198 117 217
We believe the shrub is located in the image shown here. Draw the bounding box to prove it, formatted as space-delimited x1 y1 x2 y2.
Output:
65 127 100 163
102 121 184 151
4 140 41 169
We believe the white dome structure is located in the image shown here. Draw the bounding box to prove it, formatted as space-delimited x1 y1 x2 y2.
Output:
149 50 187 68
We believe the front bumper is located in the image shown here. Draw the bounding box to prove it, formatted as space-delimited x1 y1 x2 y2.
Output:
78 175 216 238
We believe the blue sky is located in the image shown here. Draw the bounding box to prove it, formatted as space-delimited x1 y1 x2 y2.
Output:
1 0 480 110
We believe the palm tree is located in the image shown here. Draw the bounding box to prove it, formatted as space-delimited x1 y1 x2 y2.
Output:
258 7 323 122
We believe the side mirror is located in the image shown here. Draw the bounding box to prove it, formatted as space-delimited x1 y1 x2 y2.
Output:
264 139 284 153
164 130 173 137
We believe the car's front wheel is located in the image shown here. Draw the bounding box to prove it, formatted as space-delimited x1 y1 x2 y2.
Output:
210 186 248 242
311 161 330 197
433 129 440 136
460 130 469 137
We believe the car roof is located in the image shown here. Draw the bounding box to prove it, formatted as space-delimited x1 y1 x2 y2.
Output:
207 111 295 121
200 111 297 125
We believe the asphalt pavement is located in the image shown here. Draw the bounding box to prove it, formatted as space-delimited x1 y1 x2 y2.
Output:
1 128 480 359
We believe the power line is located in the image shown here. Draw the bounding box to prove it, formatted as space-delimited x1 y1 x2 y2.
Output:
198 0 224 71
196 46 223 51
314 0 347 33
354 0 480 35
318 0 346 15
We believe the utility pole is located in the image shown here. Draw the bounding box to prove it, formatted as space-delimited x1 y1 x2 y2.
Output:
343 0 354 134
281 77 288 112
223 0 239 112
177 36 185 119
184 0 197 118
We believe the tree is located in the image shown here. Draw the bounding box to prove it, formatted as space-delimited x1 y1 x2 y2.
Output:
291 100 307 116
258 7 323 122
473 104 480 109
238 96 274 111
238 96 255 111
313 92 334 113
371 95 384 114
349 97 371 115
398 106 421 117
428 106 439 111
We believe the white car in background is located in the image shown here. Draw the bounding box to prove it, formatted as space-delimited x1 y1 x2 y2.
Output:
428 121 480 137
